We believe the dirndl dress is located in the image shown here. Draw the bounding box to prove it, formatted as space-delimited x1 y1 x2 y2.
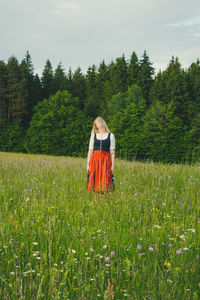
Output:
87 133 113 193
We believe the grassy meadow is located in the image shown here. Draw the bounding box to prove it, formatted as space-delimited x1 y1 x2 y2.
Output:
0 152 200 299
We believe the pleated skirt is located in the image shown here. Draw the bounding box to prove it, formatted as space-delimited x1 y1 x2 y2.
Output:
87 150 113 193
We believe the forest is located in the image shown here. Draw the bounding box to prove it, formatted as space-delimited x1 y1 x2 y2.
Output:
0 51 199 163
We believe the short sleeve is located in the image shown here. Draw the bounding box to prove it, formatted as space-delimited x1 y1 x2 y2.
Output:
110 133 115 149
89 133 94 150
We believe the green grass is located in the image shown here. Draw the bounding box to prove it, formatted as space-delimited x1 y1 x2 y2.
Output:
0 152 200 299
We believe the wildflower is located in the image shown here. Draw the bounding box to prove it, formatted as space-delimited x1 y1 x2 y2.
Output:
32 242 38 245
103 245 107 249
176 249 183 255
105 257 110 262
111 251 115 256
101 221 104 225
130 232 134 236
153 224 161 229
180 235 186 241
164 261 171 268
137 245 142 250
72 249 76 254
139 253 143 257
168 244 173 248
148 247 154 252
167 279 172 283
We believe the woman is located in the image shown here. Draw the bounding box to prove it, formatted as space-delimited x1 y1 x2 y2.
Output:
86 117 115 193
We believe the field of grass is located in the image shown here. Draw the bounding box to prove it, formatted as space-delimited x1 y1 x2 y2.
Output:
0 151 199 299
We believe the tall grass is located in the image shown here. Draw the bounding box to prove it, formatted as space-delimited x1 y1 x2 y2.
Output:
0 152 199 299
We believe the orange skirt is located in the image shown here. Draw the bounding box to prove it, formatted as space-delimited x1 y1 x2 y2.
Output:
87 150 113 193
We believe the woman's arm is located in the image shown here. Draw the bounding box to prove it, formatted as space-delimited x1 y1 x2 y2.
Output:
86 149 93 173
110 149 115 173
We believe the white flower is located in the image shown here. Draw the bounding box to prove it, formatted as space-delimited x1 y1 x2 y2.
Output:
103 245 107 249
180 235 186 241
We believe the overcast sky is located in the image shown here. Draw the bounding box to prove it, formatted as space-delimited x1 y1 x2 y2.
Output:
1 0 200 75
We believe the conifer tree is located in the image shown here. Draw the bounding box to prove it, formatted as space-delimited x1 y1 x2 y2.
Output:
109 55 128 95
164 57 190 123
7 56 27 126
52 62 68 94
66 67 73 94
84 65 98 117
86 65 97 99
127 51 140 86
33 74 43 108
186 59 200 122
140 100 185 162
149 70 166 104
137 50 154 105
41 59 54 99
20 51 35 127
107 85 146 159
96 60 109 109
71 67 86 109
0 60 8 129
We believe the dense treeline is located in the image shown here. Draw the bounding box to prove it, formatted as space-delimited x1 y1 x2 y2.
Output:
0 51 199 163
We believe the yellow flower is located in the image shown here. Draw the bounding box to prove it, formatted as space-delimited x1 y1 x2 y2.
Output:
175 267 180 272
164 261 171 268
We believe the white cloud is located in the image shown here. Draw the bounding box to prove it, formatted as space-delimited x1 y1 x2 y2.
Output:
166 16 200 27
0 0 200 74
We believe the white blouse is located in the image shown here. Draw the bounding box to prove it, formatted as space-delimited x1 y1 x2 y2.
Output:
89 133 115 150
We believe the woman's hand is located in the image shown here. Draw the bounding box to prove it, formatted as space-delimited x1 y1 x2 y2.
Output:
86 149 93 174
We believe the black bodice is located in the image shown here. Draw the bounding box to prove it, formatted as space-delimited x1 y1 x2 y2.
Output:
94 133 110 152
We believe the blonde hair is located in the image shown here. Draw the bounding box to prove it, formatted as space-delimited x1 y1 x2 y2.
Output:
91 116 110 134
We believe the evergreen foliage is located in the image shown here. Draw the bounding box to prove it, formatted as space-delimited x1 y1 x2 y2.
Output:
107 85 146 159
71 67 86 109
41 59 54 99
0 60 8 129
0 50 199 163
